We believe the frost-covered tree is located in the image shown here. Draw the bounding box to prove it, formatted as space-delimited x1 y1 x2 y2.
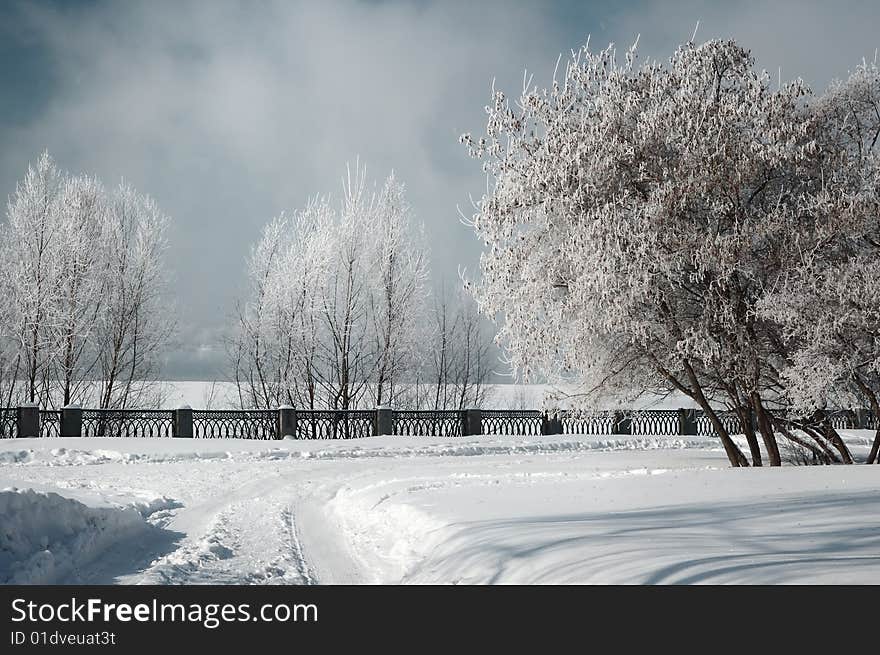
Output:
51 175 106 406
93 182 173 409
461 38 879 466
0 153 174 409
423 287 495 411
3 152 65 403
369 173 429 407
232 164 429 411
759 60 880 464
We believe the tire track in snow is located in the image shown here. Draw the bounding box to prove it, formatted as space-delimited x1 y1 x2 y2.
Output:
280 505 316 584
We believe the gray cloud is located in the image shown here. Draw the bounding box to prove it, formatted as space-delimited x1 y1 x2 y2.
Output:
1 0 877 378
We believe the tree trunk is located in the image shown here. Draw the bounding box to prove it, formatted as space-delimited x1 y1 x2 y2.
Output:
796 423 841 463
772 418 831 465
682 361 748 467
751 392 781 466
816 411 854 464
868 429 880 465
853 380 880 464
734 403 762 466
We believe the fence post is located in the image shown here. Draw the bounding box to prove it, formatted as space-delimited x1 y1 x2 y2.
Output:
278 405 297 440
61 405 82 438
541 412 563 435
854 408 868 429
463 408 482 436
613 410 631 436
678 408 698 436
376 406 394 436
174 405 193 438
16 403 39 438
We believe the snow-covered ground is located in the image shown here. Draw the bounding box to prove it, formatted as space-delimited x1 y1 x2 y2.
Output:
1 432 878 585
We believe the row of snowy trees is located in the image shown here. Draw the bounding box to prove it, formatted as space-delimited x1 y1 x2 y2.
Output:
230 165 494 410
0 153 172 409
462 38 880 465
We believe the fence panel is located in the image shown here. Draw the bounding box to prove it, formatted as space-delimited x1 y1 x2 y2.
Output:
556 411 614 435
0 408 16 438
827 410 855 431
631 410 680 436
192 410 276 439
295 410 375 439
695 410 744 437
482 410 543 436
82 409 175 438
39 410 61 438
393 410 463 436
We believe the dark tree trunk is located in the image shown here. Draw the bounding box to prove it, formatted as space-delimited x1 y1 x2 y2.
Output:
751 392 781 467
796 423 841 463
734 403 762 466
773 418 832 465
815 411 854 464
868 429 880 465
681 363 748 467
853 380 880 464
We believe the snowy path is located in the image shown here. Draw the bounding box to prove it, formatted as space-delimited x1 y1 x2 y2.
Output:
1 434 879 584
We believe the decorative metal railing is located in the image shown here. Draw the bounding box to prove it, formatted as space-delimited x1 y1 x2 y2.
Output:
193 410 276 439
482 410 543 436
695 411 744 437
295 410 375 439
556 412 615 435
0 408 16 439
39 410 61 438
393 410 462 436
2 405 878 441
827 410 856 431
632 409 681 436
82 409 175 438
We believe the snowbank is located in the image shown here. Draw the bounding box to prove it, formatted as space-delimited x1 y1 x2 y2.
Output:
0 488 155 584
0 435 719 468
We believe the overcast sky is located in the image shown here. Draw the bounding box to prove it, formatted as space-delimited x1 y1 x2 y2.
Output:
1 0 878 379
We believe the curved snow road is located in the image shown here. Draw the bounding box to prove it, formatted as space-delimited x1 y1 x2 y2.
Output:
3 433 880 584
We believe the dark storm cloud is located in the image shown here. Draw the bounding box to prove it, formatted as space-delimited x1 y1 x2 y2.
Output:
1 0 877 378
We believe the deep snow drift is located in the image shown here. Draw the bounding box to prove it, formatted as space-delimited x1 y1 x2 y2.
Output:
1 433 878 584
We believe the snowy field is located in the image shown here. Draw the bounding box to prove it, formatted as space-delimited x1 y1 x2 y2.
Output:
2 430 879 585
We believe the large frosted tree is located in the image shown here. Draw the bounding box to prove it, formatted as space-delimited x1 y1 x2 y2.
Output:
462 38 880 466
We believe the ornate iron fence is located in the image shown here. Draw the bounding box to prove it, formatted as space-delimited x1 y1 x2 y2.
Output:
632 409 680 436
555 411 615 435
193 410 276 439
393 410 462 436
0 408 16 439
695 411 744 437
3 405 877 441
482 410 543 436
82 409 174 438
39 410 61 438
295 410 375 439
827 410 856 431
